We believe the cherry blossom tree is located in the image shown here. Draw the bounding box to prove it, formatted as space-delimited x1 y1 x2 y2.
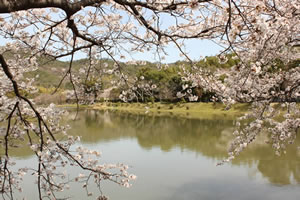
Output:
0 0 299 199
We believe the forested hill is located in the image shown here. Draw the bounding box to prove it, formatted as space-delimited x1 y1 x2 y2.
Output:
2 49 298 103
20 54 239 90
3 49 298 96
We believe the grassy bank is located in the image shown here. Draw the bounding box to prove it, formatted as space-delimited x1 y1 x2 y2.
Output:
56 101 300 120
88 102 250 120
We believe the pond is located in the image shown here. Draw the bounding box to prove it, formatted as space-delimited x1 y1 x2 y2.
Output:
9 109 300 199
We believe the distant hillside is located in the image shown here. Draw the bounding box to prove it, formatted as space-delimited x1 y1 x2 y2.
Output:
1 48 240 91
24 57 157 89
27 55 238 89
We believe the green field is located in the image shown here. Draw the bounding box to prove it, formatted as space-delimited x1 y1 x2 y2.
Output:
89 102 249 120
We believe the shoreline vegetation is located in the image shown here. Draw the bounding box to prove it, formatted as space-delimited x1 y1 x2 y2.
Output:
61 102 251 120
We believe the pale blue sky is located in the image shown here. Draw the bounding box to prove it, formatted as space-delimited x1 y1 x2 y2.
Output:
0 5 222 64
130 39 222 63
0 35 221 63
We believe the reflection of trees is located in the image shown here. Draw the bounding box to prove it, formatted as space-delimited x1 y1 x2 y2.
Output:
70 110 234 159
67 110 300 185
0 143 34 159
239 143 300 185
231 130 300 185
258 158 300 185
67 110 140 143
9 110 300 185
0 132 42 159
134 115 234 157
94 111 300 185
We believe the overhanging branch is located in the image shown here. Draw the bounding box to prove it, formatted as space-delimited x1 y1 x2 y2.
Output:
0 0 105 15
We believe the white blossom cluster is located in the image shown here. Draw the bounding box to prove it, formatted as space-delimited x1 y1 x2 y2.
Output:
120 75 158 102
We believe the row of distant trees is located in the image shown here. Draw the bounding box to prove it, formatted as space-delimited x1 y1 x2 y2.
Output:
31 53 299 104
106 55 299 103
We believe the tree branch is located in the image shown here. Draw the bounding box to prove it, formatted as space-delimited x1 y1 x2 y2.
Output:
0 0 105 15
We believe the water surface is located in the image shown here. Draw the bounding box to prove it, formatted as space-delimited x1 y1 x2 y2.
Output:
10 110 300 199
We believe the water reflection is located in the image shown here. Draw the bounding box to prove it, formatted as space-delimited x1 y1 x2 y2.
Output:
5 109 300 199
68 110 234 155
66 109 300 186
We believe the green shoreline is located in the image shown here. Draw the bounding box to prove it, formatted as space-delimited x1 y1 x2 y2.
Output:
61 102 250 120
